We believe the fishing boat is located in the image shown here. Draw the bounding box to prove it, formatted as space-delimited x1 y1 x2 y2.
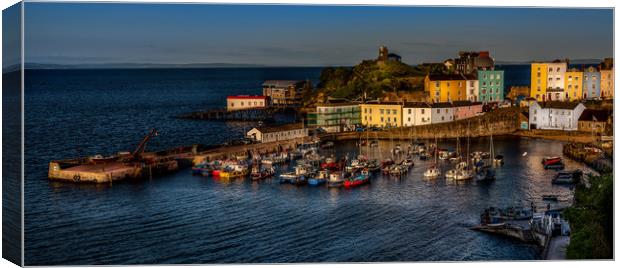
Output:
389 164 407 176
445 169 457 179
220 166 249 179
192 163 212 176
308 170 329 186
251 165 274 180
366 160 381 172
327 171 346 188
403 158 414 169
321 157 341 171
344 169 370 187
279 172 301 184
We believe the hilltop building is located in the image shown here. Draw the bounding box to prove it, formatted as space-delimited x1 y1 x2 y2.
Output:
377 46 401 62
262 80 308 107
454 51 495 75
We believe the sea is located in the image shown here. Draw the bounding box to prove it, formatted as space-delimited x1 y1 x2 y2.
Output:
22 66 588 264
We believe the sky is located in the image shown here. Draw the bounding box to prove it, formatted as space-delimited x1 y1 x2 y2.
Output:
24 3 613 66
3 2 21 70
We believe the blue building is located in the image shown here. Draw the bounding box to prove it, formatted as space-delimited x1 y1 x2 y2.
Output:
477 70 504 103
582 66 601 99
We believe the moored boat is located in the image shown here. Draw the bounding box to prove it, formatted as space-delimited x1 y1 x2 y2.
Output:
344 169 370 187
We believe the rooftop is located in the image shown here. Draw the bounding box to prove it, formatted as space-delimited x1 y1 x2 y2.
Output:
254 123 305 134
536 101 582 110
227 95 267 100
452 101 482 107
403 102 431 108
262 80 302 87
578 109 612 122
361 101 402 106
427 73 466 81
431 102 453 108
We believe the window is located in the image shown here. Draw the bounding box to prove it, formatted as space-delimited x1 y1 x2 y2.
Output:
549 67 552 72
408 109 411 114
436 109 440 114
575 77 579 81
421 109 425 114
387 117 390 122
231 102 235 107
380 109 384 114
386 109 390 115
381 117 384 122
241 101 244 106
556 67 560 72
447 82 450 87
441 116 445 121
394 117 397 122
393 109 397 114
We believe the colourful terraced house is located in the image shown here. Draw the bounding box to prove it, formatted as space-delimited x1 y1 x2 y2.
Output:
477 70 504 103
564 69 583 101
583 66 601 99
424 74 467 103
359 102 403 128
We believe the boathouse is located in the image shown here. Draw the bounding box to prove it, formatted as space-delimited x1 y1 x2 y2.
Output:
226 95 268 111
246 123 308 143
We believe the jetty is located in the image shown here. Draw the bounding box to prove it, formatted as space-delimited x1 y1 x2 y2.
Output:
176 107 298 121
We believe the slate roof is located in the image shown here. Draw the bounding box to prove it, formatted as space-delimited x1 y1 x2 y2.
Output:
537 101 582 110
578 109 611 122
254 123 305 134
403 102 431 108
427 74 466 81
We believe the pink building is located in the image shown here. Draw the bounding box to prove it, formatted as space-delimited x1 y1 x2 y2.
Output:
452 101 483 121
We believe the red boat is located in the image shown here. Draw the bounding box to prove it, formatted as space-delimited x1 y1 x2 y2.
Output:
542 156 562 166
344 170 370 188
212 169 221 177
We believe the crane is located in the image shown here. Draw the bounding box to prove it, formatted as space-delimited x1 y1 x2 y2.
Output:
131 128 158 161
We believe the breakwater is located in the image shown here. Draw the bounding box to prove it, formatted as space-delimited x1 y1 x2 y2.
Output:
563 142 612 174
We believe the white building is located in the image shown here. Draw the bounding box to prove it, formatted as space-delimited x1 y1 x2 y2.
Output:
465 75 479 102
402 102 431 126
546 61 567 91
227 95 268 111
430 102 454 124
247 123 308 143
528 101 586 131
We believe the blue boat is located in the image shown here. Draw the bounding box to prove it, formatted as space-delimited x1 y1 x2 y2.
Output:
308 170 329 186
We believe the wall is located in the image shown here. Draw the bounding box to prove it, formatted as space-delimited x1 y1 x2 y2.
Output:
599 69 614 99
431 107 454 124
583 67 601 99
402 107 431 126
227 97 266 111
478 70 504 102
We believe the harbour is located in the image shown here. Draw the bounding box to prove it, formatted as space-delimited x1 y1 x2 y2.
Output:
24 67 601 265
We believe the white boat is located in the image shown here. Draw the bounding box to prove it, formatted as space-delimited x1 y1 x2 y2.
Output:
445 169 457 179
454 168 474 180
424 166 441 178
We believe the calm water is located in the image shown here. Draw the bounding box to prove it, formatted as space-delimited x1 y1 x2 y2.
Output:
24 67 587 265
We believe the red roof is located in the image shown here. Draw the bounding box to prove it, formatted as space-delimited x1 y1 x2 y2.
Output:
227 95 267 100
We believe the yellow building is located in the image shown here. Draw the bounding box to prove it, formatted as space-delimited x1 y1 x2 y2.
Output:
424 74 467 103
600 69 614 99
530 63 548 101
564 69 583 101
359 102 403 128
